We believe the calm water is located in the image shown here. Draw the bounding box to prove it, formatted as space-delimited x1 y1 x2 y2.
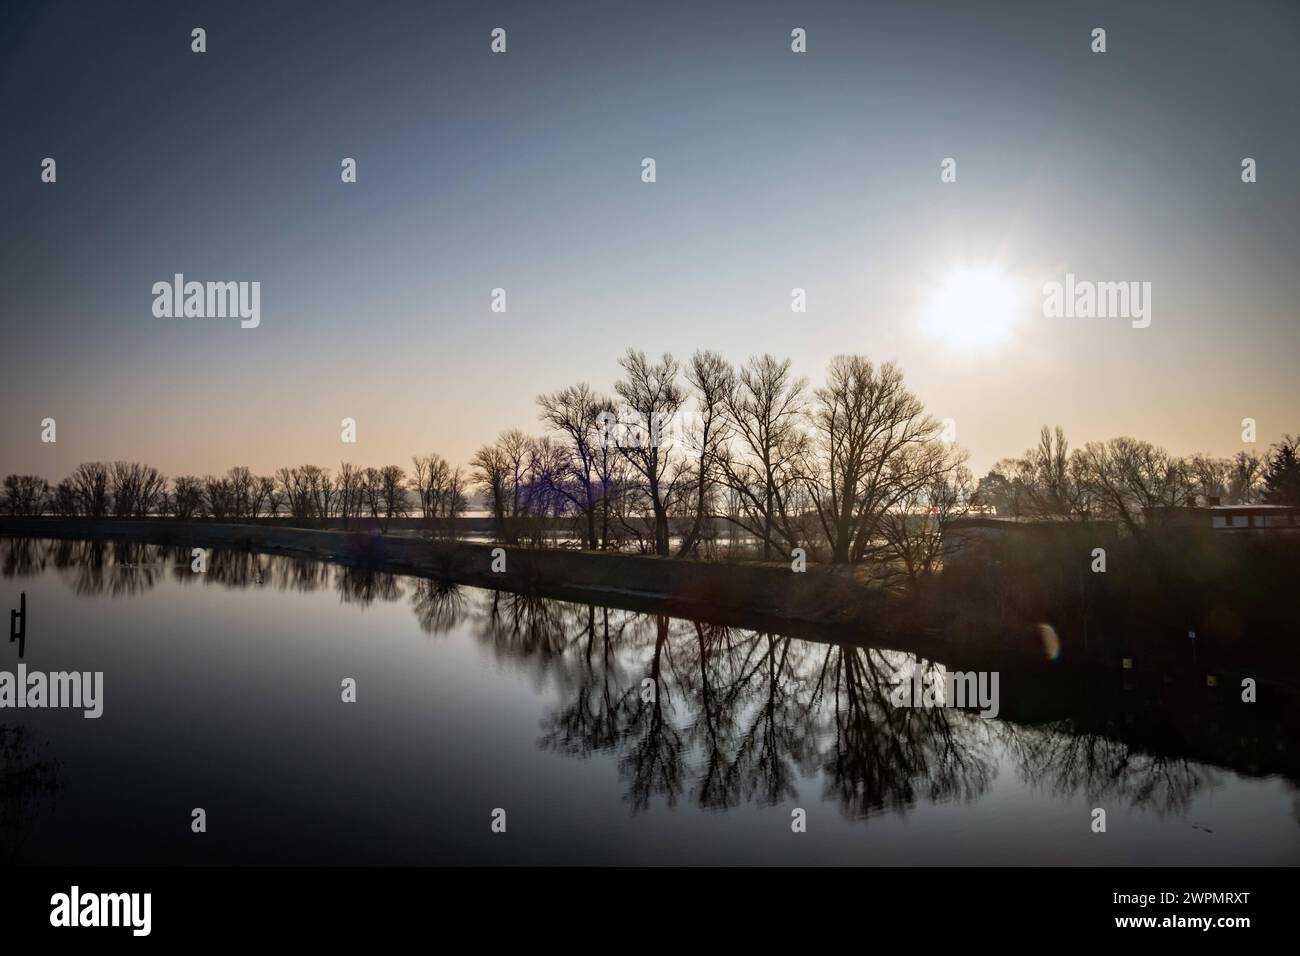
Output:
2 537 1298 865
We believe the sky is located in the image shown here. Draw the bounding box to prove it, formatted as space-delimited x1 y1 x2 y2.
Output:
1 0 1297 481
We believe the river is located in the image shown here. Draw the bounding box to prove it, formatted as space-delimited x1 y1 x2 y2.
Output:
2 537 1297 865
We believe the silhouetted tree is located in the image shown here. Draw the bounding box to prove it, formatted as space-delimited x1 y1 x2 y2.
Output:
471 431 531 544
718 353 810 559
676 350 732 557
614 350 688 556
1262 434 1300 506
335 462 363 525
51 478 79 516
169 476 205 519
251 474 277 517
806 357 948 564
69 462 111 518
1 475 50 516
537 383 618 549
879 464 972 584
1078 436 1191 534
275 466 317 522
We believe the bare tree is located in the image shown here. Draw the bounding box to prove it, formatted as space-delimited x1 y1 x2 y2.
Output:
522 436 571 545
305 465 333 520
359 468 381 522
805 357 950 564
410 455 437 525
410 453 466 535
410 455 466 536
251 475 277 517
107 462 166 518
202 474 234 521
537 383 618 550
376 465 408 532
471 430 531 544
336 462 363 525
1188 453 1231 504
973 427 1090 520
109 463 139 518
355 465 409 531
52 478 79 516
275 466 317 522
879 464 972 584
677 350 733 556
1077 437 1191 534
614 350 688 556
1228 450 1265 504
227 466 255 518
471 444 510 542
170 476 205 519
444 467 468 522
1 475 50 516
1018 427 1090 518
719 354 810 559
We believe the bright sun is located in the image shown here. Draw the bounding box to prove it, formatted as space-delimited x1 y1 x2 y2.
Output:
921 265 1026 351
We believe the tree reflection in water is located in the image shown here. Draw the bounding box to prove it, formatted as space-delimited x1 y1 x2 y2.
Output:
3 536 1295 824
997 721 1218 818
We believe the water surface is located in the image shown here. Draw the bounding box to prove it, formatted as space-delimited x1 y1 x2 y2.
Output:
3 538 1298 865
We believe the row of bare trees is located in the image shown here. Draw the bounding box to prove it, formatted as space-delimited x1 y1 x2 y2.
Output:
9 352 1291 574
970 426 1291 535
1 462 169 520
0 351 980 576
0 458 468 534
3 349 965 574
465 350 967 574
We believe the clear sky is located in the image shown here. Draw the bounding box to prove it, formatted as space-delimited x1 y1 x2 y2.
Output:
2 0 1296 480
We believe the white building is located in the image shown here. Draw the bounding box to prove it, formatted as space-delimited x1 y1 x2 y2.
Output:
1208 504 1298 531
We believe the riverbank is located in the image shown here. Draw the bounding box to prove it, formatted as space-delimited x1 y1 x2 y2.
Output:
0 516 898 640
6 517 1296 685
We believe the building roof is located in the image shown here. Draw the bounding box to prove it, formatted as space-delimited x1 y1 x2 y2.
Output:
947 515 1113 530
1209 504 1296 512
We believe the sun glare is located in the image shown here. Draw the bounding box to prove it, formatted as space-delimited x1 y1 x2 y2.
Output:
921 265 1026 351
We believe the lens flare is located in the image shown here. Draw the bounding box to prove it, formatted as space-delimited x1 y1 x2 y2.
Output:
1039 623 1061 661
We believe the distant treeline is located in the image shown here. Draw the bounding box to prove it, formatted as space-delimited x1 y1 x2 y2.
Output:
973 426 1299 535
3 350 1298 581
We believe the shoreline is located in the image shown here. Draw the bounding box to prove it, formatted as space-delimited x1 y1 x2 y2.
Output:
7 518 1299 727
0 516 911 644
8 518 1294 689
